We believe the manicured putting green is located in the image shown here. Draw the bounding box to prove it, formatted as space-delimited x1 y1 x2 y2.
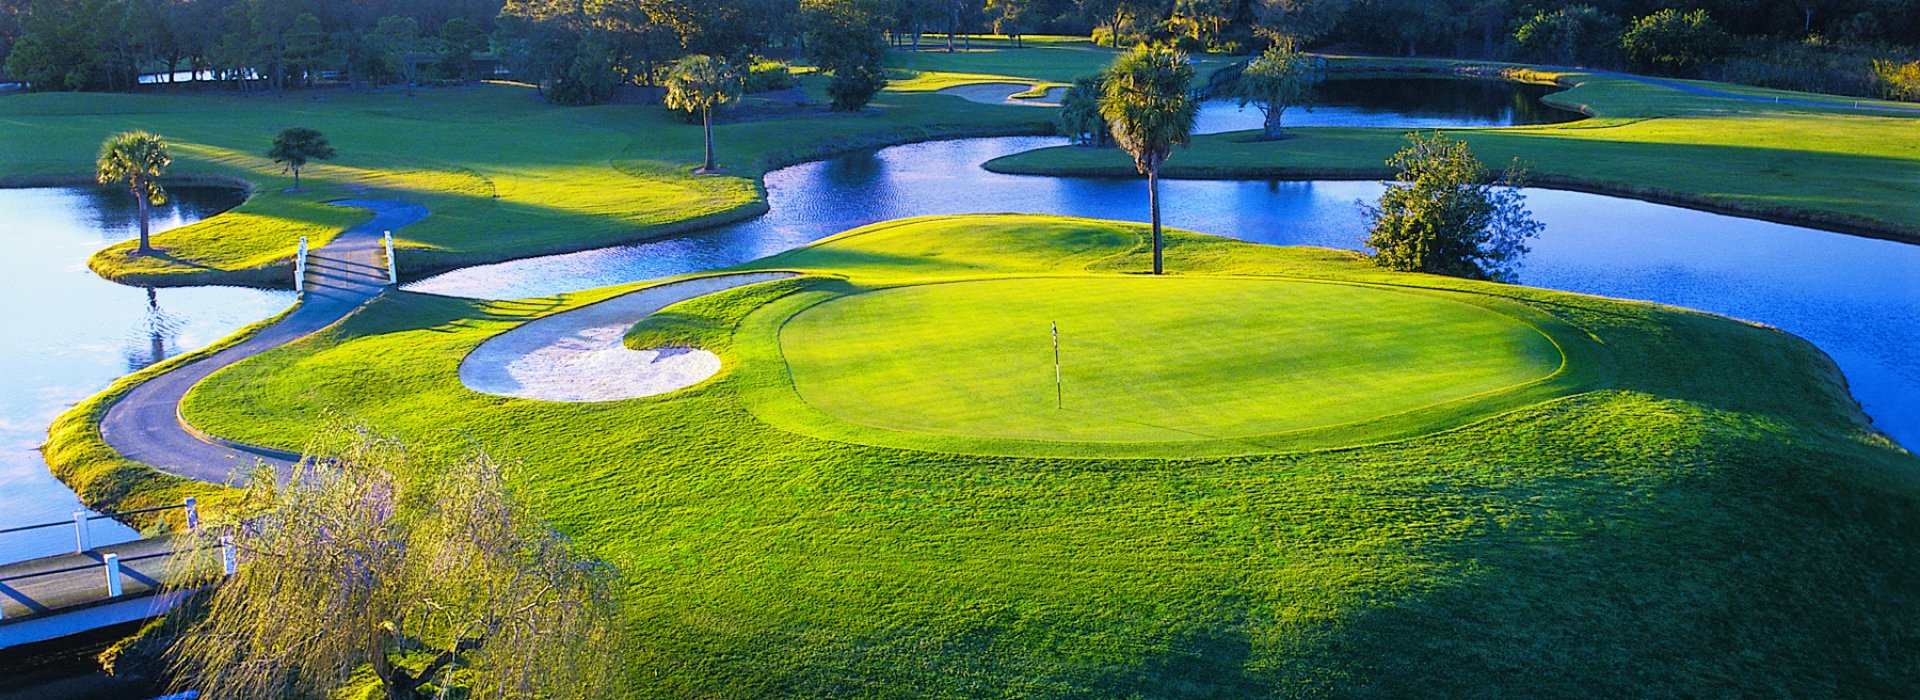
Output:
780 276 1563 443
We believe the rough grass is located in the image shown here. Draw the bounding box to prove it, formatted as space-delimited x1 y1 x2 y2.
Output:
988 56 1920 243
159 215 1919 697
0 75 1055 287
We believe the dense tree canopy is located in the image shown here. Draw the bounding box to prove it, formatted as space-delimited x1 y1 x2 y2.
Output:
5 0 1918 101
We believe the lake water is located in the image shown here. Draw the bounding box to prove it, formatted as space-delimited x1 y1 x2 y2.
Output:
1196 77 1582 134
410 136 1920 448
0 187 291 563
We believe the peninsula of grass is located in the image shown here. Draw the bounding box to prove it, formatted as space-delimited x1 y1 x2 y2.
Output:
131 215 1920 696
988 55 1920 243
0 71 1058 287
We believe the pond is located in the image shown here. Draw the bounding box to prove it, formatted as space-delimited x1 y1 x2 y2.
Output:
0 186 292 563
1194 77 1583 134
409 136 1920 448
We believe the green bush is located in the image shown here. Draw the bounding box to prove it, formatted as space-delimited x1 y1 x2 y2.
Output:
745 59 795 93
1621 8 1730 75
1873 58 1920 101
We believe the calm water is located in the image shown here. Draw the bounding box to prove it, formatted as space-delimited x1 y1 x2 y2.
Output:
1195 77 1582 134
0 187 291 563
411 136 1920 448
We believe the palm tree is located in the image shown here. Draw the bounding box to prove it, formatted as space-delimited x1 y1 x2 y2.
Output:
664 55 744 174
97 131 172 255
1099 45 1198 275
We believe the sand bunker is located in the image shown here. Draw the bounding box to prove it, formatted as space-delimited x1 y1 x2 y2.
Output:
459 272 797 402
938 83 1067 107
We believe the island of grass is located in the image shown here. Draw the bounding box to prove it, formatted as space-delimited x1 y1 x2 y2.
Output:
54 215 1909 696
986 55 1920 243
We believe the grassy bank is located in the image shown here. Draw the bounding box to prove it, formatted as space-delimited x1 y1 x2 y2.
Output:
144 215 1919 696
988 56 1920 243
0 74 1058 287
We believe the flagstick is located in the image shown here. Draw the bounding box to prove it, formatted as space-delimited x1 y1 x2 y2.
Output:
1053 321 1062 410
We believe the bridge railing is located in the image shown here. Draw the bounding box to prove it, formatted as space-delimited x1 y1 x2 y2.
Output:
0 497 199 557
0 498 238 622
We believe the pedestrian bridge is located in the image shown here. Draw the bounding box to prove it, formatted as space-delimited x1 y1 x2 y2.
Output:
0 499 226 651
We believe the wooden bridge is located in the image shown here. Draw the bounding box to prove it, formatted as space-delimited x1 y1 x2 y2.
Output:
0 500 228 651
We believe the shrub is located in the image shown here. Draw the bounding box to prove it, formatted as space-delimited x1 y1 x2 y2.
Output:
1621 8 1729 75
827 64 887 111
745 58 795 93
1512 5 1621 66
1055 75 1108 146
1362 132 1542 282
1873 58 1920 101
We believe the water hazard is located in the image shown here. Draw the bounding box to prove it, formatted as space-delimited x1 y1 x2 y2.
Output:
0 186 291 562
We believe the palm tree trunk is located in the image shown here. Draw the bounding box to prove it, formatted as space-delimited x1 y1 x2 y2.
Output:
1148 166 1163 275
136 187 153 254
701 106 716 172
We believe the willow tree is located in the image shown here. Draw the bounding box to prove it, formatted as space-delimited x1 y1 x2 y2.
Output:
268 127 336 192
161 434 623 700
1233 42 1323 139
1099 45 1198 275
664 55 744 173
96 131 171 255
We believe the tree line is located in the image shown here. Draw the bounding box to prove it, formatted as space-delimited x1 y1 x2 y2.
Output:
6 0 1917 100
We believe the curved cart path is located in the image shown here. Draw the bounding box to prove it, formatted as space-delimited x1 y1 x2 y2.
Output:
460 272 798 402
99 199 428 484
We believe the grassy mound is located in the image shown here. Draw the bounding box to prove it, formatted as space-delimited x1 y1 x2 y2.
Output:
143 215 1916 697
781 276 1562 447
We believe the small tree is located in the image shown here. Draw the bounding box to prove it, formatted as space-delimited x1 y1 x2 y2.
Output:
1362 132 1543 281
160 434 623 700
96 131 171 256
268 127 336 191
665 55 745 173
1056 75 1109 146
1620 9 1728 75
1100 45 1199 276
804 0 890 111
1233 41 1324 139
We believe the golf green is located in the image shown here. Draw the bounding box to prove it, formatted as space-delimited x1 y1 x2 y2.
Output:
779 276 1564 443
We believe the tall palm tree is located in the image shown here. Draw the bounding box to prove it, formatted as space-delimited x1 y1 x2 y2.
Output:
1099 45 1198 275
97 131 172 255
664 55 744 174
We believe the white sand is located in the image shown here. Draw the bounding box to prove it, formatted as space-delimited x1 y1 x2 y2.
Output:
937 83 1067 107
459 272 798 402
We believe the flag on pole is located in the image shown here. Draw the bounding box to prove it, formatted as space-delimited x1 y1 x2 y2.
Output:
1052 321 1062 409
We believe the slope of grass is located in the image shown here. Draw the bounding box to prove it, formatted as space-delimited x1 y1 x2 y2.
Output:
780 276 1561 443
0 75 1054 287
150 215 1919 697
988 56 1920 243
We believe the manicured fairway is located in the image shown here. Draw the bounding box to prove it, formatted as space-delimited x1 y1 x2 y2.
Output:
782 276 1561 442
49 217 1920 697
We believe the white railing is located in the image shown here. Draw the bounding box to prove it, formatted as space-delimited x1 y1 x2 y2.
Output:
295 236 309 294
384 230 398 285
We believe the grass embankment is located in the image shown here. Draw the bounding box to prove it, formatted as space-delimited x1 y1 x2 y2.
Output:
988 55 1920 243
0 70 1062 287
161 215 1917 696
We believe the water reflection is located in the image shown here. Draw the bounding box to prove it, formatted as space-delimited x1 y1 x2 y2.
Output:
1195 77 1582 134
410 136 1920 448
0 187 291 563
